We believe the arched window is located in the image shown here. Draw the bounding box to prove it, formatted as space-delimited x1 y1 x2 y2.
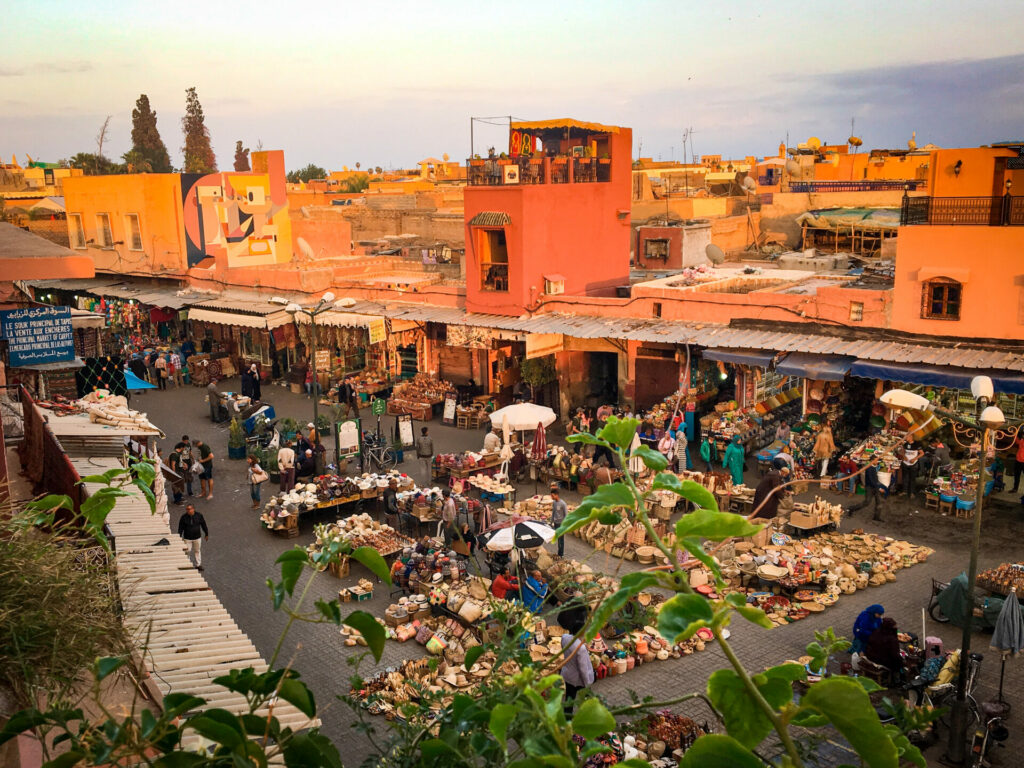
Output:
921 277 962 320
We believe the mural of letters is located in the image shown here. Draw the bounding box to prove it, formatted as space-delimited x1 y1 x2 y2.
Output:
181 150 292 268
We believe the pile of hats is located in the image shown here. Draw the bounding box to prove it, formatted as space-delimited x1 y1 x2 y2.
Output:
310 513 414 558
469 475 515 496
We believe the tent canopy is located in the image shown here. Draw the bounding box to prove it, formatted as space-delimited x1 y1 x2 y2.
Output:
848 360 1024 395
776 353 855 381
702 348 775 368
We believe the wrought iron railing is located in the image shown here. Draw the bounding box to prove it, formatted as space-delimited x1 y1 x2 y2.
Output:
789 180 923 193
900 194 1023 226
466 157 609 186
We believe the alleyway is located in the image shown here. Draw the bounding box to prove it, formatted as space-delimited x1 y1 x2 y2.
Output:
134 379 1024 766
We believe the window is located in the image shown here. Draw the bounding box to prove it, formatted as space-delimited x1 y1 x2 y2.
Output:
849 301 864 321
922 278 962 320
653 302 662 318
544 276 565 295
96 213 113 248
125 213 143 250
478 229 508 292
644 238 670 261
69 214 86 249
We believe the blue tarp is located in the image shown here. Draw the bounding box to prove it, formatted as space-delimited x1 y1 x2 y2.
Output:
776 353 855 382
847 360 1024 395
702 348 775 367
124 370 156 390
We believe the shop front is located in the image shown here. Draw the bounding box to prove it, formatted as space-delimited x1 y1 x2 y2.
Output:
293 309 393 398
185 303 294 384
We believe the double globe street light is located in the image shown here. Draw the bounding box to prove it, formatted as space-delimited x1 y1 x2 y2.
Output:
881 375 1012 765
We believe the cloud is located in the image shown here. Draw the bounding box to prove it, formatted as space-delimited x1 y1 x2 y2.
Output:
0 60 94 77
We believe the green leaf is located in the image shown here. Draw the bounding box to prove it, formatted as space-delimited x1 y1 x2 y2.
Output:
556 482 636 537
43 753 87 768
762 663 806 683
658 594 713 644
27 493 74 513
186 713 243 749
675 509 761 541
132 460 157 486
566 433 606 446
652 474 719 511
136 480 157 514
615 761 652 768
140 708 158 738
596 415 640 450
79 467 126 485
161 693 206 720
314 598 341 625
351 546 392 585
734 604 773 629
343 610 386 663
681 537 722 584
851 676 883 693
95 656 126 681
706 667 796 749
282 732 342 768
267 578 285 611
725 592 747 608
571 698 616 739
275 548 309 596
790 709 829 728
464 645 485 670
801 677 899 768
586 572 660 641
678 734 762 768
489 702 517 751
277 678 316 718
631 444 668 471
420 738 456 759
154 754 207 768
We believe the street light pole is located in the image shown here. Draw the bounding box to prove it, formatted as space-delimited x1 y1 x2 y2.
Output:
287 292 337 474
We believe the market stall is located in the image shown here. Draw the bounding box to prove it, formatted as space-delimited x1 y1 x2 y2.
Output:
701 388 802 457
259 475 374 536
311 513 415 564
387 374 455 420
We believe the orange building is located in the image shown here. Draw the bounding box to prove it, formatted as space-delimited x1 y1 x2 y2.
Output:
463 119 633 315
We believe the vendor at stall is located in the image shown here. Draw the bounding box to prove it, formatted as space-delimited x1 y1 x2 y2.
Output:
484 427 502 453
723 435 745 486
491 566 520 601
522 570 548 612
863 617 905 683
851 604 885 654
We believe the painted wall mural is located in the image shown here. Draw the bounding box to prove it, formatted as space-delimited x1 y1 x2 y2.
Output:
181 150 292 268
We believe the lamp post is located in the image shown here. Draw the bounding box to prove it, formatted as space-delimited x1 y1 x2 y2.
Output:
883 376 1010 765
287 292 338 472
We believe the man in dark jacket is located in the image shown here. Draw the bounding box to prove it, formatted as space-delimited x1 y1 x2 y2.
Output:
850 464 887 521
751 466 789 520
177 504 209 570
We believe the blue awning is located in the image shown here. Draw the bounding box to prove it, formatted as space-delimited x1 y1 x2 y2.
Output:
776 353 855 381
848 360 1024 395
702 348 776 367
125 370 156 390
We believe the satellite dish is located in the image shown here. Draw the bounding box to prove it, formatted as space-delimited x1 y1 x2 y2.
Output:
848 136 863 147
807 136 821 149
706 243 725 264
742 176 757 192
785 159 800 175
297 237 316 260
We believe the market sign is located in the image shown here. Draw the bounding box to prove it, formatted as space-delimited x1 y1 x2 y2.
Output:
371 397 387 416
0 305 74 367
526 333 564 359
368 318 387 345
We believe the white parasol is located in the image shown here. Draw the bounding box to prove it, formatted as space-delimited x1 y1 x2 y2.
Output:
489 402 557 431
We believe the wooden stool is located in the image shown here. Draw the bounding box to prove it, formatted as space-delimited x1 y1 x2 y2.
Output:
457 413 470 429
924 494 939 511
938 494 956 516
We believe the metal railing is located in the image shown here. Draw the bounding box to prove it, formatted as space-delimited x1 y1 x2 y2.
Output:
466 156 610 186
789 180 923 193
900 194 1023 226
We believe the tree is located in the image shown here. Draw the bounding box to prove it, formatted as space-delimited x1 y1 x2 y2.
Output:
338 174 368 193
68 152 124 176
95 116 112 164
121 150 152 174
355 162 360 170
233 140 250 172
285 164 327 184
129 94 172 172
181 87 216 173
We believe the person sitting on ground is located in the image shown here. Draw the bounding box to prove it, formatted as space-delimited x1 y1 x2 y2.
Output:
522 569 548 612
851 603 884 654
864 617 904 682
491 565 520 601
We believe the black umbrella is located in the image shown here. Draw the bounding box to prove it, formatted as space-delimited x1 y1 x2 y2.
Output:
481 519 556 552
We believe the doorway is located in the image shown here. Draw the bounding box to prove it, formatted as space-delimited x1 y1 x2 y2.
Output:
587 352 619 408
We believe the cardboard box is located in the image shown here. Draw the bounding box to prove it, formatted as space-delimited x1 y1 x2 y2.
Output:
339 589 352 603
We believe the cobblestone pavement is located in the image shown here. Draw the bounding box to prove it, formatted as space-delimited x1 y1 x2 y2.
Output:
130 380 1024 766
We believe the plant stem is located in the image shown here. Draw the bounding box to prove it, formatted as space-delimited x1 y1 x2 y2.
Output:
714 626 805 768
609 692 706 715
269 569 318 668
617 448 673 565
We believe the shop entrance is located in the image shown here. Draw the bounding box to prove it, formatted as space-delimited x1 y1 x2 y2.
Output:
587 352 619 408
635 353 679 410
397 344 418 379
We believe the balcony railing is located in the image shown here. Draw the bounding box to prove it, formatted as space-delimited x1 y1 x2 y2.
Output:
788 180 924 193
900 194 1023 226
466 156 610 186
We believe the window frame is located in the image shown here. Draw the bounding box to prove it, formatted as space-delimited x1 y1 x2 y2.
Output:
124 213 143 251
921 277 962 321
95 213 114 249
68 213 86 249
476 227 509 293
849 301 864 322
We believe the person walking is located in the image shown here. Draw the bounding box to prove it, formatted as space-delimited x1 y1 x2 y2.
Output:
699 434 717 474
154 352 168 390
167 443 185 504
674 429 688 473
177 503 209 571
751 465 789 520
550 487 568 556
247 455 267 509
196 439 214 499
207 377 221 422
145 349 159 384
849 463 887 521
277 440 296 492
813 423 836 481
170 350 184 388
248 364 262 400
440 488 456 546
180 435 195 497
382 478 400 528
722 435 745 486
416 426 434 483
559 609 595 715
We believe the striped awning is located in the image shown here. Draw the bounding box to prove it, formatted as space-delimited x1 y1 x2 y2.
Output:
468 211 511 227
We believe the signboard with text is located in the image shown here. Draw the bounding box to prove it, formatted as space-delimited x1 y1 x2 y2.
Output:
0 306 74 367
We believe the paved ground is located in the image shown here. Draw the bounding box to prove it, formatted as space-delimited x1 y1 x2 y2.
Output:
129 380 1024 767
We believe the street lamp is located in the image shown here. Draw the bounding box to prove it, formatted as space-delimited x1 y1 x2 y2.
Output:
286 291 338 471
882 375 1010 765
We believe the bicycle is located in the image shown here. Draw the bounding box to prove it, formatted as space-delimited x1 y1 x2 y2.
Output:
362 433 397 471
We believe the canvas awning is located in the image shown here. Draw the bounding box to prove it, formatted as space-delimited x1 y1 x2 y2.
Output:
776 353 855 381
468 211 511 227
292 310 380 330
848 360 1024 395
510 119 620 134
188 308 271 329
702 348 776 368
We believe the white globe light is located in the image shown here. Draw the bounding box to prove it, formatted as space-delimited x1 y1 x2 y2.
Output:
980 406 1005 429
285 303 302 314
879 388 931 411
970 376 994 401
321 291 336 304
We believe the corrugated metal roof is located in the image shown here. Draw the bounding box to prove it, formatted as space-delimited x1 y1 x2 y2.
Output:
346 300 1024 373
467 211 511 227
191 294 296 316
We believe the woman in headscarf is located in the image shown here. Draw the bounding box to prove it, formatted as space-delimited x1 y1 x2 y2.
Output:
249 364 262 400
722 435 745 486
864 617 903 681
851 604 884 654
240 365 253 398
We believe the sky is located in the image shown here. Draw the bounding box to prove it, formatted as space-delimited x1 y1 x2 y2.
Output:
3 0 1023 172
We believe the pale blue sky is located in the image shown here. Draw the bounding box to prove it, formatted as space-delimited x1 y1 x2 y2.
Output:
3 0 1022 171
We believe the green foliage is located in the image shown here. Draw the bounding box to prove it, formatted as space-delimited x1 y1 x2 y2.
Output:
338 174 369 192
130 94 173 172
286 164 328 184
181 86 216 173
68 152 125 175
228 417 246 448
520 355 556 388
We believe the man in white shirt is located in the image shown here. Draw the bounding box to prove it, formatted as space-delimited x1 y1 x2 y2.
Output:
483 428 502 453
277 441 296 492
